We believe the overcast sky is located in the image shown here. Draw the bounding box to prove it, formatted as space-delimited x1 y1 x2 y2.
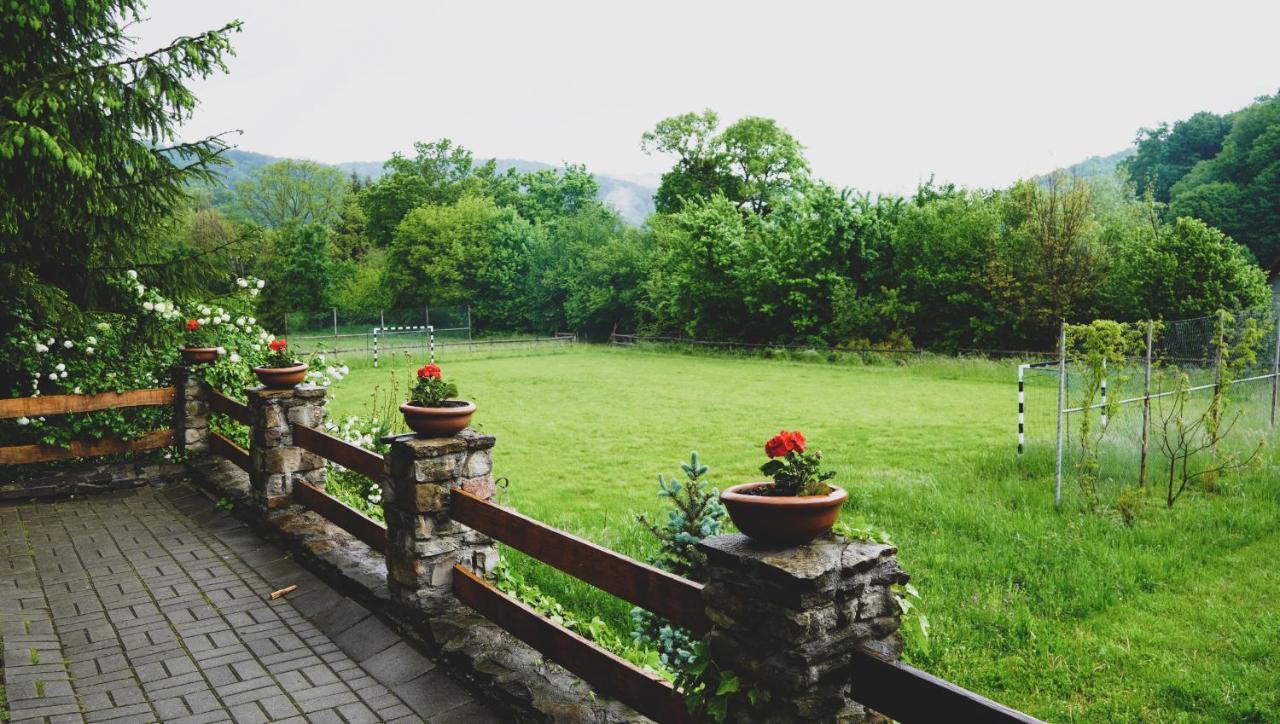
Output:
136 0 1280 195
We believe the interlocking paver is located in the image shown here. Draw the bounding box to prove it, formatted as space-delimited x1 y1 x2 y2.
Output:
1 482 499 722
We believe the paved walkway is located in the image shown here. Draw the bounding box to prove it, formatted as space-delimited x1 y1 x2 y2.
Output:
0 482 501 723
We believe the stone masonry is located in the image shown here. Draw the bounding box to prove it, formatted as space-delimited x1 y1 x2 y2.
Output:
173 363 210 455
382 429 499 613
698 533 910 723
246 385 327 508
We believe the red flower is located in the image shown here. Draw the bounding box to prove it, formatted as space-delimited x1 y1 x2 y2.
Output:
783 430 806 453
417 363 442 379
764 430 807 458
269 339 287 352
186 319 200 332
765 433 790 458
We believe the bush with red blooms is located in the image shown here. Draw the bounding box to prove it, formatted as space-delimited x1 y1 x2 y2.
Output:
759 429 836 496
263 337 296 368
409 361 458 407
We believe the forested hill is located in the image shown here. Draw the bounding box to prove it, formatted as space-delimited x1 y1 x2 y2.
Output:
1037 148 1136 183
207 149 656 225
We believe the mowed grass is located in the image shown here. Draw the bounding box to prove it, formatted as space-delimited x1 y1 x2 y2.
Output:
326 345 1280 722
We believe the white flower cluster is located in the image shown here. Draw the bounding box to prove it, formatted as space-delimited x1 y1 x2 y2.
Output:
235 276 267 297
128 270 182 321
301 354 349 388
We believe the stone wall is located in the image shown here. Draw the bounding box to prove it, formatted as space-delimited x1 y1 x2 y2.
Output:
0 460 187 501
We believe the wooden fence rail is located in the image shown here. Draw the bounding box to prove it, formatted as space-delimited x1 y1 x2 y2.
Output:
209 431 250 473
449 487 710 634
0 387 174 419
293 480 387 553
849 651 1044 723
0 429 175 466
452 563 690 724
291 424 385 481
209 389 250 426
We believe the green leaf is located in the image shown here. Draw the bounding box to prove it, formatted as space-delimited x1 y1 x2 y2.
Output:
715 671 740 695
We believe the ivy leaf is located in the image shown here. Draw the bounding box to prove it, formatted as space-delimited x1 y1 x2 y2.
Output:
715 671 740 696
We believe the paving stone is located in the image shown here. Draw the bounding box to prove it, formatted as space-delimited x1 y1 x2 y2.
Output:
0 482 495 723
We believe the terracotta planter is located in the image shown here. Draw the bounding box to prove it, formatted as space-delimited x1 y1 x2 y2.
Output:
180 347 219 364
400 400 476 438
252 363 308 389
721 482 848 546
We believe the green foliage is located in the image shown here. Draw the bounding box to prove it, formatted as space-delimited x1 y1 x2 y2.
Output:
631 452 727 670
0 1 241 334
1121 112 1231 202
258 224 335 329
233 159 347 230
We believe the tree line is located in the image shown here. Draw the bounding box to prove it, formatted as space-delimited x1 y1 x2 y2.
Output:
3 1 1273 356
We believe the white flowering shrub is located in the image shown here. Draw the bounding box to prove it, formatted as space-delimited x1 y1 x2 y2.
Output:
1 271 346 451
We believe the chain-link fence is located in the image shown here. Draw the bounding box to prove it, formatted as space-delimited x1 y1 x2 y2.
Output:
1018 306 1280 506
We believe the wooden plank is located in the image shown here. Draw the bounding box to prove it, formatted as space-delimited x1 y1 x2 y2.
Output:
452 564 690 723
0 429 175 466
209 389 250 426
291 424 384 482
293 481 387 554
209 431 250 473
849 650 1044 724
450 489 710 634
0 387 175 419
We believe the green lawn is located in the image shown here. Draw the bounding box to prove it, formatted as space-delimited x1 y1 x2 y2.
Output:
326 345 1280 722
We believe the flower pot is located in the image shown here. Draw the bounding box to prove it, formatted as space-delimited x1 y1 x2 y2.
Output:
180 347 219 364
252 364 308 389
721 482 848 546
400 400 476 438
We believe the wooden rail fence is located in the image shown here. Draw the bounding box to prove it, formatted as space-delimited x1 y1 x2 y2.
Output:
0 387 177 466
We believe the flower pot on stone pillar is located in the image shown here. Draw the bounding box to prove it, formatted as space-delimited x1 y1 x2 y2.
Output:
721 430 846 545
180 347 219 364
401 362 476 437
253 338 308 389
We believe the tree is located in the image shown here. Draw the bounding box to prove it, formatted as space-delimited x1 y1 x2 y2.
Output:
718 116 809 215
234 159 347 230
1104 217 1270 320
258 224 334 328
642 110 732 214
986 176 1104 342
360 139 499 246
1121 111 1231 202
890 183 1002 348
385 195 537 330
0 2 240 333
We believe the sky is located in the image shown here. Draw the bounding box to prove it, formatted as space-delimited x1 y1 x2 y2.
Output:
136 0 1280 195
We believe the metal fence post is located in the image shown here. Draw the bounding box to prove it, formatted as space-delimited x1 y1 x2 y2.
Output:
1271 304 1280 428
1054 323 1067 509
1139 320 1153 488
466 305 473 342
332 307 338 337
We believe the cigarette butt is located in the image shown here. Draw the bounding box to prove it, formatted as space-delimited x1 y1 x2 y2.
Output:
269 585 298 600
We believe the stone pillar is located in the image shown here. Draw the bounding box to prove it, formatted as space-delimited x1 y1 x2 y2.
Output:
382 428 499 612
246 385 327 508
173 364 210 455
697 534 910 723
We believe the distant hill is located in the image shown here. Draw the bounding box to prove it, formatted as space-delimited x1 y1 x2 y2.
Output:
207 149 656 226
1035 147 1136 184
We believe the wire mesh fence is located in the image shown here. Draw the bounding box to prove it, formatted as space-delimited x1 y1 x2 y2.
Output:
283 306 472 355
1018 306 1280 506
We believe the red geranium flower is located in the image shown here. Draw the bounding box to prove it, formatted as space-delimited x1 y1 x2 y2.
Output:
783 430 806 453
186 319 200 332
269 338 287 352
764 430 807 458
417 363 442 379
765 432 790 458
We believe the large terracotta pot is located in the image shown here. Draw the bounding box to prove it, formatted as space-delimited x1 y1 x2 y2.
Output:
400 400 476 438
180 347 219 364
721 482 848 546
252 363 308 389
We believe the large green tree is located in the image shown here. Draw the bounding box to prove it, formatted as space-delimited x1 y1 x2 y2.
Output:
1121 111 1231 202
234 159 347 230
360 139 499 246
0 1 240 331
